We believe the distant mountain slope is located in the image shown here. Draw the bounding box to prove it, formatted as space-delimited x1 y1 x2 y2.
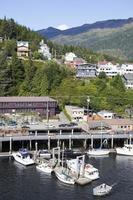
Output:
38 18 133 39
51 23 133 61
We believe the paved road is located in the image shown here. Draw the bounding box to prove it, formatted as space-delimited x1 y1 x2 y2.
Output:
59 112 70 123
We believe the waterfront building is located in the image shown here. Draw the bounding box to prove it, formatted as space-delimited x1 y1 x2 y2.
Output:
17 41 30 57
97 110 115 119
87 119 133 132
76 63 97 78
0 96 57 116
65 105 84 122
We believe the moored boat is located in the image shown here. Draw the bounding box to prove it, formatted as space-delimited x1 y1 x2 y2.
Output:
12 149 35 166
116 144 133 156
66 158 99 180
54 167 75 185
93 183 112 196
87 148 110 157
36 162 53 174
38 149 51 159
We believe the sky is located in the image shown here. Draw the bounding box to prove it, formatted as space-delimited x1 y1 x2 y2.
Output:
0 0 133 30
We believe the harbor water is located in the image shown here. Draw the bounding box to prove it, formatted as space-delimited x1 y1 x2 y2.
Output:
0 154 133 200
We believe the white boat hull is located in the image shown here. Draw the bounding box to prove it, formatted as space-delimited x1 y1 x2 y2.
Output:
55 168 75 185
66 159 99 181
36 163 53 174
87 149 110 156
116 147 133 156
93 184 112 196
12 153 35 166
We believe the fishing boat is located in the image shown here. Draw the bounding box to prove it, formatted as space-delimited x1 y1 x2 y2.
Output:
87 148 110 156
12 148 35 166
55 167 75 185
54 143 75 185
66 158 99 180
116 135 133 156
36 162 53 174
93 183 113 196
38 149 51 159
116 144 133 156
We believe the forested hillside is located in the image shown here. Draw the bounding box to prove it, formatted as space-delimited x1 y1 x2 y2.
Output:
51 23 133 61
0 18 133 114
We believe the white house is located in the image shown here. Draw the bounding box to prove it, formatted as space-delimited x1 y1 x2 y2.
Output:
97 61 120 77
64 52 77 62
97 110 115 119
38 40 51 60
65 105 84 122
120 64 133 75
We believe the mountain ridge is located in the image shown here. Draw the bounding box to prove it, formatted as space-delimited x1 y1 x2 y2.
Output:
38 18 133 39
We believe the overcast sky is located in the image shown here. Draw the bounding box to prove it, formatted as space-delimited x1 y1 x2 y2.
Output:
0 0 132 30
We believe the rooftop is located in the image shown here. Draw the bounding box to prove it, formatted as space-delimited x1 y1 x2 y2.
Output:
0 96 56 102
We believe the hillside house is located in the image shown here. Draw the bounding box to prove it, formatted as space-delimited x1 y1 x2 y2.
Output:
122 73 133 89
17 41 30 57
76 63 97 78
97 61 120 77
38 40 51 60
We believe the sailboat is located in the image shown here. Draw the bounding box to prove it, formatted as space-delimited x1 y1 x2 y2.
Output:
54 144 75 185
66 156 99 180
87 122 110 156
116 135 133 156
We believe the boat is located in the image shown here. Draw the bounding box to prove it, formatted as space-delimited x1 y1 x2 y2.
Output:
84 163 99 180
38 149 51 159
54 143 75 185
36 162 53 174
12 148 35 166
54 167 75 185
116 144 133 156
87 148 110 156
93 183 113 196
66 158 99 180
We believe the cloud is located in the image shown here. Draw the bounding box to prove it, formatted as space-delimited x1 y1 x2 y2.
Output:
56 24 69 30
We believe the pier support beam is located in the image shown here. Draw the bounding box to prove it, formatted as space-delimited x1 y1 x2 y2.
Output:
35 142 38 153
9 137 12 153
111 135 114 149
57 139 60 147
71 129 74 135
91 135 94 148
0 141 2 152
29 140 32 150
83 139 87 149
59 130 62 135
35 130 38 136
48 137 51 151
69 137 72 150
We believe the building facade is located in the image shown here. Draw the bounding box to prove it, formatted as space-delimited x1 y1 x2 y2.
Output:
38 40 51 60
17 41 29 57
65 105 84 121
122 73 133 89
0 96 57 116
76 63 97 78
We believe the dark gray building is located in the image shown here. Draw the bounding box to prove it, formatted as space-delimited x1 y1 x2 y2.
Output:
76 63 97 78
122 73 133 89
0 96 57 116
